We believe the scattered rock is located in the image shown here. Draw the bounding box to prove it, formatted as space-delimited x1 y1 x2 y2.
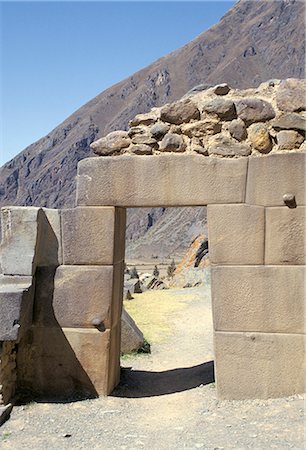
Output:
235 98 275 124
207 135 251 156
276 79 306 112
90 131 131 156
131 144 153 155
160 99 200 124
228 118 247 141
181 119 221 137
277 130 304 150
129 110 160 127
212 83 230 95
150 122 170 140
159 133 186 152
121 309 145 354
247 123 272 153
201 98 236 120
272 113 306 132
184 84 212 97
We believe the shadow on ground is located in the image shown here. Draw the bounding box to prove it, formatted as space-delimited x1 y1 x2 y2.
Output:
112 360 214 398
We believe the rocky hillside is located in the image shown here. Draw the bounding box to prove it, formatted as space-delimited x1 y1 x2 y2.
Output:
0 0 305 254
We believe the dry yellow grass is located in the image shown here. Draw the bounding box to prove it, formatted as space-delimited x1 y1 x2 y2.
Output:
124 289 201 344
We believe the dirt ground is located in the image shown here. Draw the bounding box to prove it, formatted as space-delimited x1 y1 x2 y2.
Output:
1 286 304 449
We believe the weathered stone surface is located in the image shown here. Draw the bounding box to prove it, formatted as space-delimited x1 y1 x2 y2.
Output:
131 134 157 146
265 207 306 264
246 153 306 206
235 98 275 124
90 131 131 156
208 204 264 264
129 109 160 127
0 281 34 341
0 342 17 405
272 113 306 132
38 208 62 267
214 331 305 400
62 207 126 265
276 79 306 112
121 309 144 354
212 83 230 96
212 266 305 333
18 326 112 397
0 207 40 276
160 99 200 124
52 266 113 328
76 155 248 207
228 118 247 141
247 123 272 153
150 122 170 140
207 135 251 156
108 323 121 392
201 98 236 120
277 130 304 150
131 144 153 155
181 119 221 137
159 133 186 152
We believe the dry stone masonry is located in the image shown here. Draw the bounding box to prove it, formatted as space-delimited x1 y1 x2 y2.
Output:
90 78 306 158
0 79 305 407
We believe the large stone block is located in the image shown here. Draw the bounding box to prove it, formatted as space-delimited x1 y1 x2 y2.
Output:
265 207 305 264
214 331 305 399
108 323 121 393
37 208 62 267
17 326 111 398
0 207 40 276
0 281 34 341
207 204 264 264
52 266 113 329
61 207 126 265
212 266 305 334
246 153 306 206
76 155 248 206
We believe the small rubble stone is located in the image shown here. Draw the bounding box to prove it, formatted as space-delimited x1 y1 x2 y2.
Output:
248 123 272 153
159 133 186 152
228 118 247 141
150 122 170 140
160 99 200 124
213 83 230 95
90 131 131 156
181 119 221 137
207 135 251 157
272 113 306 132
128 126 146 138
276 79 306 112
129 110 160 127
201 98 236 120
235 98 275 124
131 133 157 146
276 130 304 150
131 144 153 155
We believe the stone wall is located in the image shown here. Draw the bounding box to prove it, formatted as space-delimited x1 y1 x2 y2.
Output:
90 79 305 158
0 79 305 403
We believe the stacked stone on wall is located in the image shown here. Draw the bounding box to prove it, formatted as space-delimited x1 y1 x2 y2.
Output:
90 79 305 158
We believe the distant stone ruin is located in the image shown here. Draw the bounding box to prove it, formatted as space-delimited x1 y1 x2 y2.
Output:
0 79 305 408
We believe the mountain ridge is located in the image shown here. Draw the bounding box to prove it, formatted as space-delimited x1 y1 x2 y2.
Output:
0 0 305 255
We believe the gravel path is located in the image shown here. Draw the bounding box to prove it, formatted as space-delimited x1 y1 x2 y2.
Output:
1 287 304 449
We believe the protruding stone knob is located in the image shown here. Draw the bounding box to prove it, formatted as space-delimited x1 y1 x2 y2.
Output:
283 193 296 208
92 318 102 327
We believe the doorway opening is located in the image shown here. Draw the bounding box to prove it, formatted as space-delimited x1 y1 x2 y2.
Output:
114 206 214 398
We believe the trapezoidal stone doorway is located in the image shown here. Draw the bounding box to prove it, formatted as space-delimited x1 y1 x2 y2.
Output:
2 152 304 403
62 152 304 400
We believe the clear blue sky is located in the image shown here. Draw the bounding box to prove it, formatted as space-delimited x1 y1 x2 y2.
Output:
0 1 235 166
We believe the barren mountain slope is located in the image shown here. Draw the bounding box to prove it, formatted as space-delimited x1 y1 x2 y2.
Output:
0 0 304 253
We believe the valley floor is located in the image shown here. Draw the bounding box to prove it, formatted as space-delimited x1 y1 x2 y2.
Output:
1 286 304 449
